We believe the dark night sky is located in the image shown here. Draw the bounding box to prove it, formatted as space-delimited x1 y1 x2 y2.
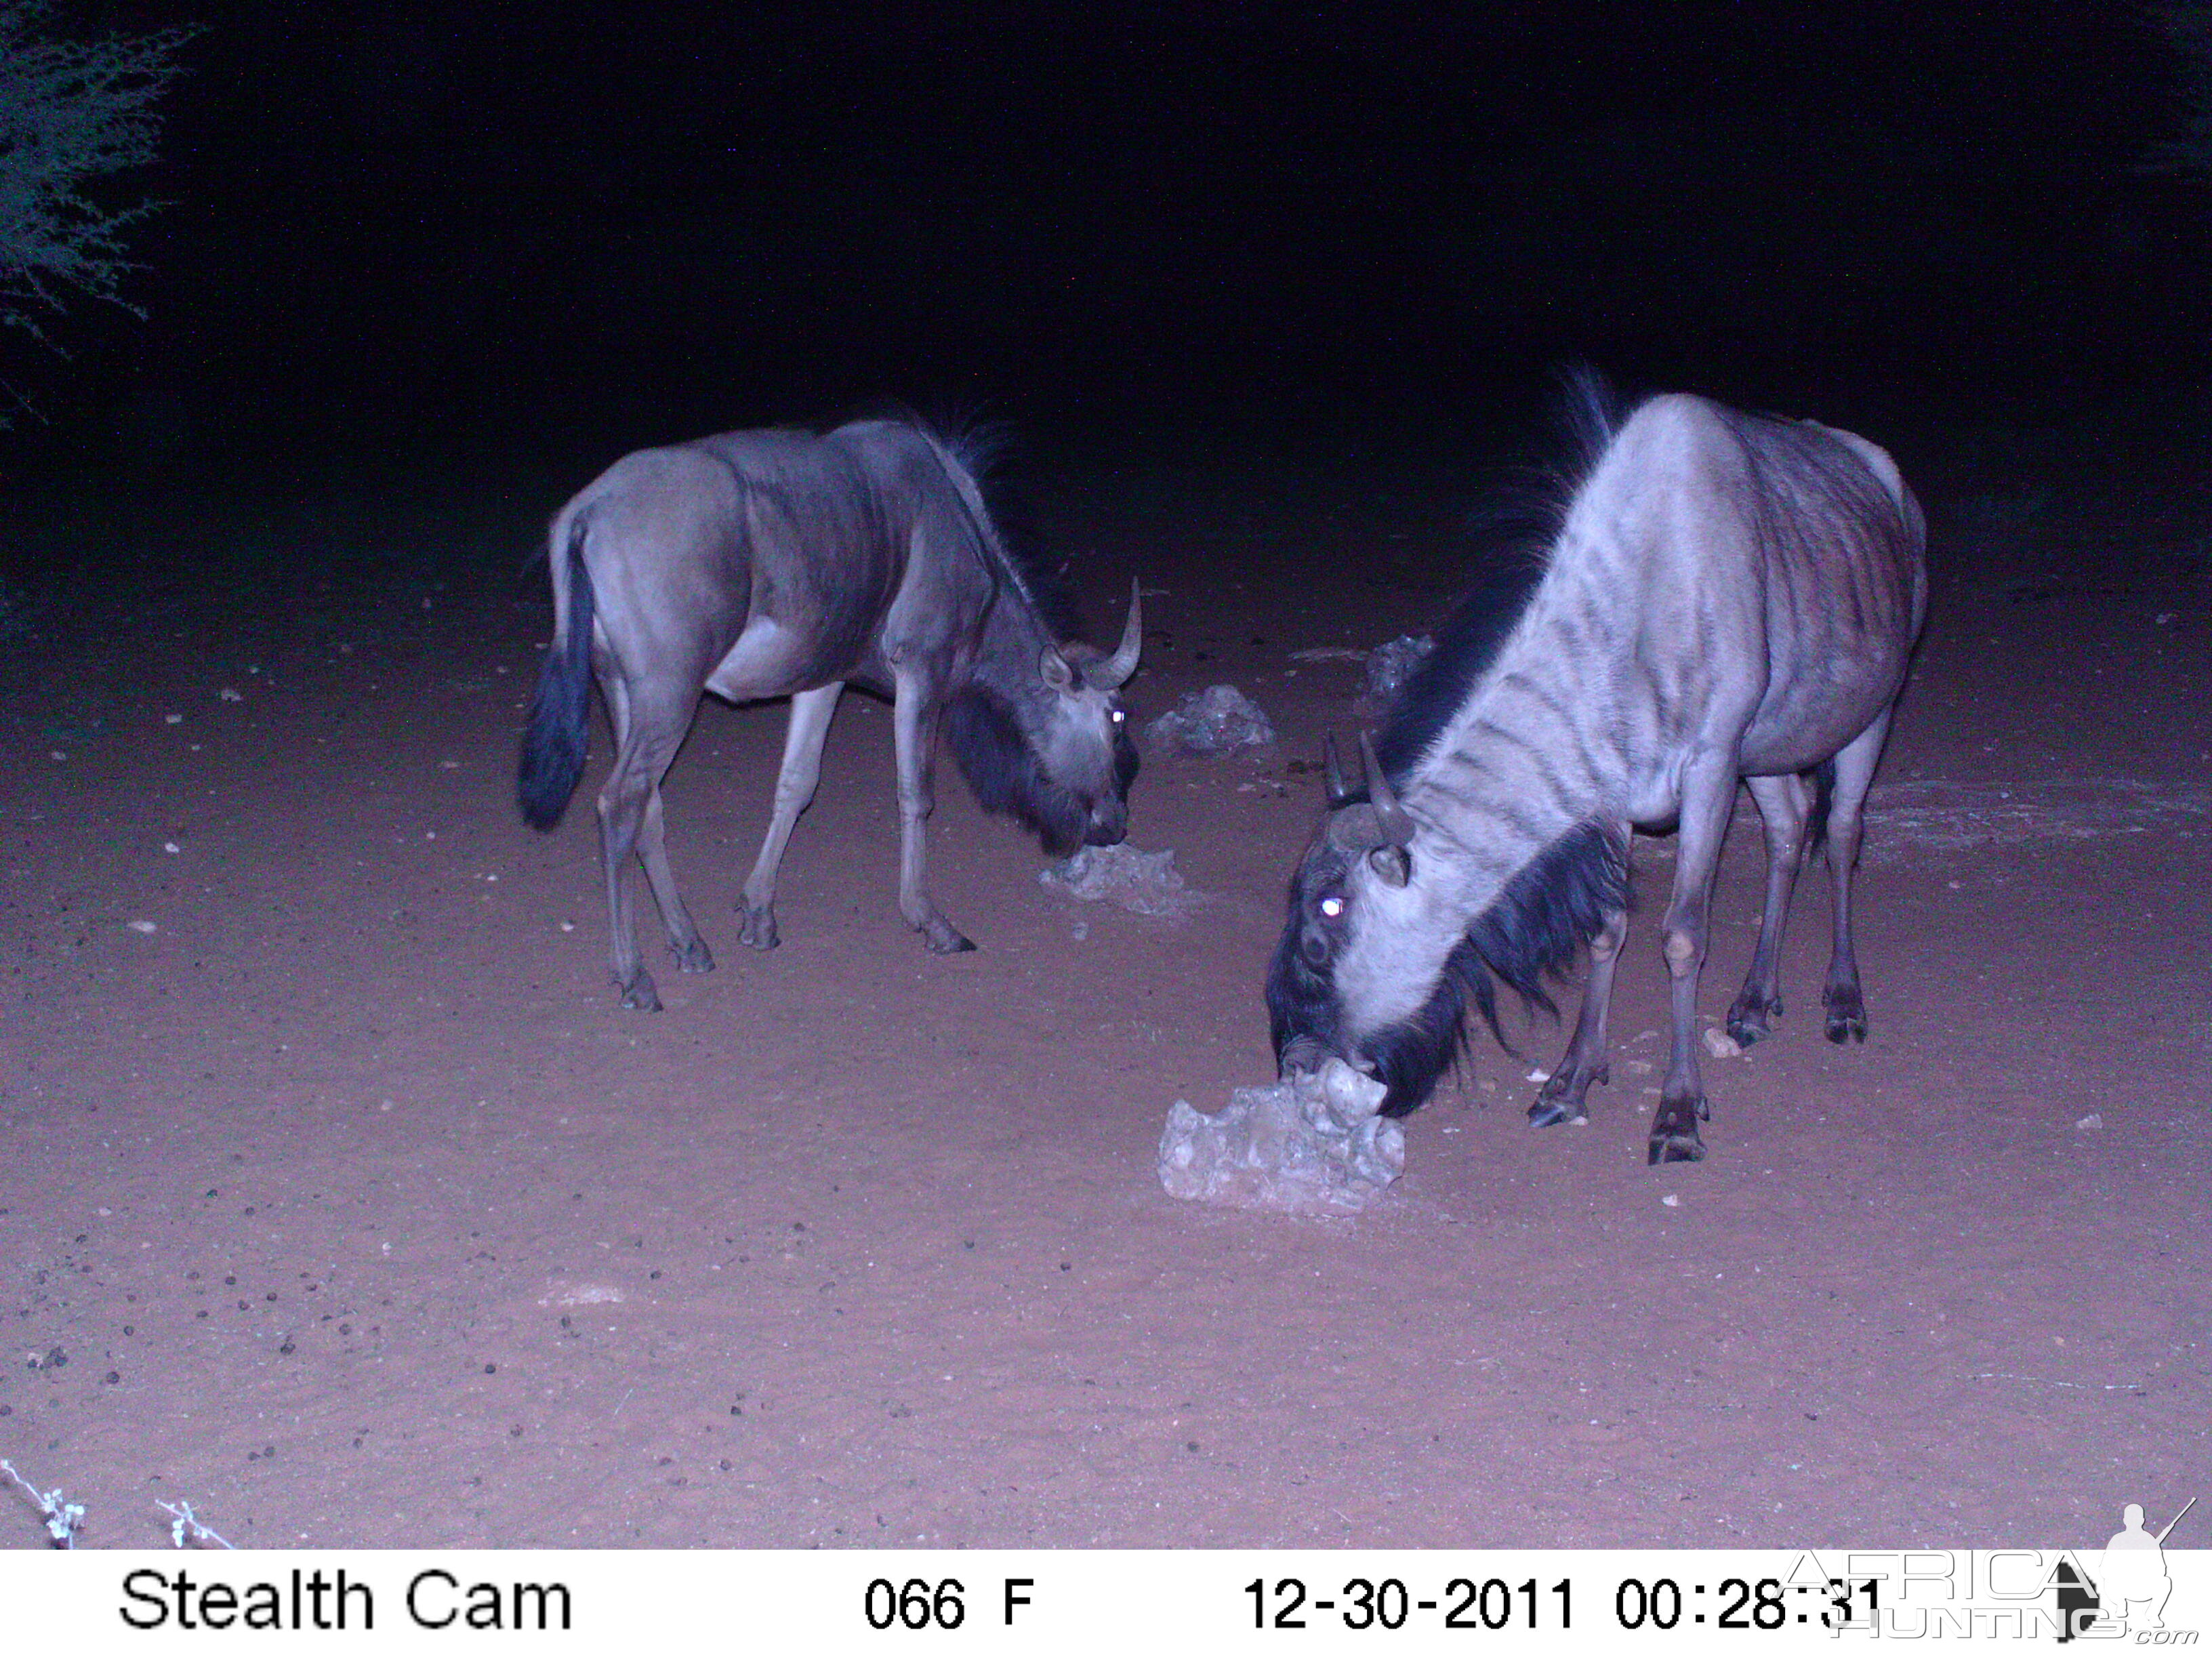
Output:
24 1 2212 477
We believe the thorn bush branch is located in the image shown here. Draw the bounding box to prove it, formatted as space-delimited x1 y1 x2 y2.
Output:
0 2 194 374
1 1456 86 1548
157 1498 236 1551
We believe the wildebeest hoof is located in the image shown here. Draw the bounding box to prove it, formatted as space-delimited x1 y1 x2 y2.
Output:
672 937 715 973
1726 989 1782 1046
1527 1062 1604 1128
1647 1093 1708 1165
737 904 779 951
1527 1094 1588 1130
1823 987 1866 1043
617 970 663 1012
919 917 977 954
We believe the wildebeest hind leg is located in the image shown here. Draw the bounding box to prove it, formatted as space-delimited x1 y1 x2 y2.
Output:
892 670 975 954
1820 709 1893 1043
1727 772 1812 1045
597 684 699 1010
739 682 843 951
1531 875 1629 1128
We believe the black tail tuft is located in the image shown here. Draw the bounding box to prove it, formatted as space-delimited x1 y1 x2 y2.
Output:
1805 760 1837 858
517 518 595 831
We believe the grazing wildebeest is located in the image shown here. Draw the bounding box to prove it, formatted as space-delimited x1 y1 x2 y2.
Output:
1267 382 1927 1164
518 418 1141 1011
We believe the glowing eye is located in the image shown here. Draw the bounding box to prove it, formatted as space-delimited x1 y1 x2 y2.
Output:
1319 896 1345 919
1110 710 1126 724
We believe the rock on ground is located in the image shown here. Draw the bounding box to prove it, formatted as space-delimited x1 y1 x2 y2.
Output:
1159 1059 1405 1216
1364 634 1435 703
1145 684 1275 755
1040 844 1191 916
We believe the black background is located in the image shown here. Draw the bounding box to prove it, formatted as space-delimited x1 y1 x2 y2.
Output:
18 1 2211 483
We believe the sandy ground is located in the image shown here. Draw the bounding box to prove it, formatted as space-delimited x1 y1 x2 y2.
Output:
1 459 2206 1550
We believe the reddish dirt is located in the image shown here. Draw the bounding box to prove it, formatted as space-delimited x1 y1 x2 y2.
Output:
2 466 2206 1549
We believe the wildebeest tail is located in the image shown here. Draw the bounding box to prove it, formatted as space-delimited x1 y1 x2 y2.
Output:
1805 759 1837 855
517 513 595 831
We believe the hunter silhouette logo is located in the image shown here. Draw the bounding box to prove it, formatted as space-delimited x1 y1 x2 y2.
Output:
2057 1496 2197 1641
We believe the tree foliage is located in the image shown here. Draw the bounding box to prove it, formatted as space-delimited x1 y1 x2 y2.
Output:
0 3 190 346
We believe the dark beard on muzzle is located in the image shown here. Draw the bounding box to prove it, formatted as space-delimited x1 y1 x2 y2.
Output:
945 687 1094 855
1356 936 1496 1118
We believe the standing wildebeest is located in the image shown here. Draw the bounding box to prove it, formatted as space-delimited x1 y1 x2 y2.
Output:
1267 384 1927 1164
518 418 1141 1011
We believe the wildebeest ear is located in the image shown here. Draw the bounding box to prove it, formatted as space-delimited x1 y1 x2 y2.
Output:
1040 647 1074 691
1368 845 1411 887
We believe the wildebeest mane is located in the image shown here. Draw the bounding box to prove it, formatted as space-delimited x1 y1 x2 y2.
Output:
1374 369 1635 782
1363 819 1631 1116
877 408 1086 644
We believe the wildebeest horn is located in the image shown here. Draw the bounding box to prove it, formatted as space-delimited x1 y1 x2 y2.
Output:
1092 579 1143 690
1322 734 1352 804
1359 733 1414 846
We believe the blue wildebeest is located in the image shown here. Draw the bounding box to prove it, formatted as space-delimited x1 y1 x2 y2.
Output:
518 418 1142 1010
1267 384 1927 1164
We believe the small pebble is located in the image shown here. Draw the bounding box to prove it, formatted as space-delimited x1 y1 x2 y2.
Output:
127 920 158 934
164 713 183 726
1701 1027 1742 1059
2074 1113 2102 1132
163 842 180 855
219 688 242 702
1661 1193 1680 1208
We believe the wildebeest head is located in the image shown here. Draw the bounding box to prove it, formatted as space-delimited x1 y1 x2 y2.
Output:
1268 731 1630 1118
1265 733 1469 1115
948 583 1143 856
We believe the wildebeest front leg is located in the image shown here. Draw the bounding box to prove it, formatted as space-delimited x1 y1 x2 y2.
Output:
891 670 975 954
1652 756 1737 1164
1727 771 1813 1046
1530 836 1631 1128
738 682 844 950
636 788 713 975
1820 709 1893 1043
